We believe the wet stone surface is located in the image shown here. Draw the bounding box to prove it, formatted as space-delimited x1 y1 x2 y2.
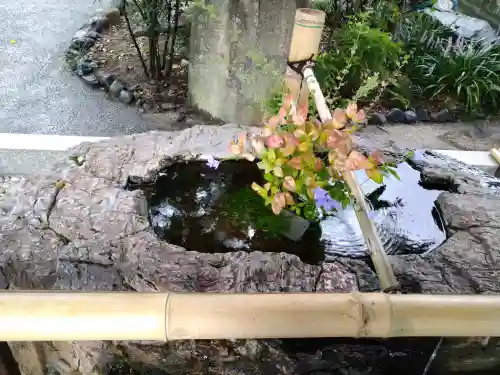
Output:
1 125 500 375
142 158 446 263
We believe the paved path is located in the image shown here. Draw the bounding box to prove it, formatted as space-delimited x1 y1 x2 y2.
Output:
0 0 161 137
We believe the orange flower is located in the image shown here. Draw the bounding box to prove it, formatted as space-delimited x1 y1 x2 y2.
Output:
266 134 284 149
283 176 297 192
344 151 374 171
325 129 344 149
288 156 302 170
346 102 358 120
332 108 347 129
271 192 286 214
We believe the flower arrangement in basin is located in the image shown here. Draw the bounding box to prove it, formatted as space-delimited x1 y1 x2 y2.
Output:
207 96 398 240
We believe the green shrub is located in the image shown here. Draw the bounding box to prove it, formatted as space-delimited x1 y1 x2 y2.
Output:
314 11 407 108
311 0 401 32
401 12 500 114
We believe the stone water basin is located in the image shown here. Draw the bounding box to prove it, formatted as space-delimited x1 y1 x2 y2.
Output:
147 152 447 264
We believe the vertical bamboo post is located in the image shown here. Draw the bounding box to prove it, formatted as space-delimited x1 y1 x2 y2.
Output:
302 67 399 291
286 8 399 291
286 9 326 106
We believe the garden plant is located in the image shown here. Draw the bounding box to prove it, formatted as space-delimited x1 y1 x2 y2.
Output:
302 0 500 119
206 96 398 222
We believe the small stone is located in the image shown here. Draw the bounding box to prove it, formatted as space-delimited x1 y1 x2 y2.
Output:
80 74 101 86
102 8 121 25
403 110 418 124
85 30 102 40
416 108 430 122
160 103 179 111
367 112 387 125
71 37 95 51
109 80 125 97
65 48 80 59
129 84 141 91
90 15 110 33
118 89 134 104
432 108 455 122
386 108 405 123
73 29 89 40
96 71 115 89
76 58 94 76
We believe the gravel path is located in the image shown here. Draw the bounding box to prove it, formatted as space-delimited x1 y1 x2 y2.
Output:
0 0 162 137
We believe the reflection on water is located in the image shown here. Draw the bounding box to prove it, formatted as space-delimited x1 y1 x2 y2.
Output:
321 162 446 258
146 157 447 263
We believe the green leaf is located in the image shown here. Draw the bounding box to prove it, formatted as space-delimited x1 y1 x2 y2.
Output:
366 168 384 184
303 203 317 221
386 167 401 181
267 149 276 163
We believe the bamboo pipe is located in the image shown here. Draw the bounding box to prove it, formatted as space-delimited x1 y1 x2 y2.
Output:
286 9 398 290
1 291 500 341
286 9 326 106
301 67 399 291
490 148 500 164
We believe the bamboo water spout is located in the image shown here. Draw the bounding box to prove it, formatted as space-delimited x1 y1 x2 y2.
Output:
286 8 399 291
1 291 500 341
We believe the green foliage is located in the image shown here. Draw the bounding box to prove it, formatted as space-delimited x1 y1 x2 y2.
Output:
311 0 401 32
401 12 500 114
124 0 187 81
314 11 408 108
220 187 291 237
124 0 216 81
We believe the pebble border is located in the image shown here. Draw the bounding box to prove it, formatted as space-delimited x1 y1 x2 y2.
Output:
64 6 141 107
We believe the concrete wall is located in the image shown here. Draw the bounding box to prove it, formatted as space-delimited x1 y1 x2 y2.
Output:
188 0 307 126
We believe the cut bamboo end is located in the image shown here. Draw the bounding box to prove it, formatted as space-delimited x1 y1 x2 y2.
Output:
490 148 500 164
1 291 500 341
289 9 326 63
286 8 326 106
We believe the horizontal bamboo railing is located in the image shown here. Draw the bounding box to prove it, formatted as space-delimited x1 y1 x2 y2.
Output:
0 291 499 341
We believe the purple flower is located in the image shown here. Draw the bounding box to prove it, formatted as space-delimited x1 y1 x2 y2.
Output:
206 155 220 169
313 187 341 213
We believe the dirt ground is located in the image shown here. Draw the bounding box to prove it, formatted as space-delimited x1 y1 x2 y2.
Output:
83 18 224 130
85 18 188 107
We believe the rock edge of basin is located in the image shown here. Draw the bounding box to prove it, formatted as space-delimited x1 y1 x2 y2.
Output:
0 124 500 374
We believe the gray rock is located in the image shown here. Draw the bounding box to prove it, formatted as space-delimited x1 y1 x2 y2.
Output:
403 110 418 124
440 126 500 151
416 108 430 122
89 15 110 33
386 108 405 123
109 79 125 97
72 29 88 40
85 30 102 40
76 58 94 76
367 112 387 125
96 70 115 90
70 36 95 51
1 126 500 374
102 7 121 26
80 74 101 87
432 108 454 122
118 89 134 104
64 48 80 60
